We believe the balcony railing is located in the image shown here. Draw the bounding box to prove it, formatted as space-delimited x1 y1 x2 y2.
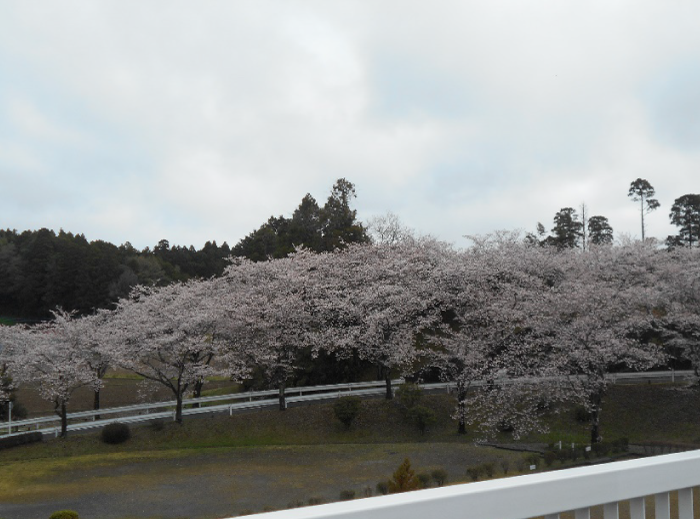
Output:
238 450 700 519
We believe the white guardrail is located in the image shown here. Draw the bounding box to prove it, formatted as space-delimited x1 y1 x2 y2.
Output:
232 449 700 519
2 370 696 438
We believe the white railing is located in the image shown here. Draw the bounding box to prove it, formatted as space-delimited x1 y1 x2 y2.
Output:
2 379 404 437
237 450 700 519
3 370 694 438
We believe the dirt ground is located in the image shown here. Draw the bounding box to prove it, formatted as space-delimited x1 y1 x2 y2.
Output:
0 443 519 519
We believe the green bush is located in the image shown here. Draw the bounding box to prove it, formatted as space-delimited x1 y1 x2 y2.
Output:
396 383 423 413
417 472 431 489
49 511 79 519
410 405 437 435
376 481 390 495
333 396 361 429
388 458 420 493
480 462 495 478
543 450 557 467
101 422 131 444
0 431 42 450
466 466 482 481
499 459 510 475
431 468 448 486
339 490 356 501
308 497 324 505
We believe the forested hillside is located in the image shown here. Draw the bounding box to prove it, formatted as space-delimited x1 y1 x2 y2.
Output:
0 229 231 319
0 178 368 320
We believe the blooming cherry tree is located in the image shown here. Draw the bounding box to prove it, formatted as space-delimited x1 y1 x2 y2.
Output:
315 240 452 399
102 278 236 423
9 310 101 437
217 251 322 410
530 244 666 443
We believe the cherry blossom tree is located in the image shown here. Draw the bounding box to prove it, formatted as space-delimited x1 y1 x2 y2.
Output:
657 247 700 378
8 310 101 437
0 323 20 406
435 236 559 437
315 240 452 399
102 278 238 423
217 251 323 410
530 244 666 444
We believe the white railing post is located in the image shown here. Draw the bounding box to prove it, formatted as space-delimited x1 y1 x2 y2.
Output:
574 508 590 519
678 488 693 519
629 497 645 519
655 492 670 519
603 501 618 519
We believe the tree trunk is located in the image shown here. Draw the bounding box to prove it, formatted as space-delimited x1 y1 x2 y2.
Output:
384 371 393 400
175 393 183 424
192 379 205 409
278 382 286 411
589 392 603 444
60 401 68 438
93 388 101 420
457 388 467 435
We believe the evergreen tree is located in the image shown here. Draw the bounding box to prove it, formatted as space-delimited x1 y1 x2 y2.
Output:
588 216 614 245
628 178 660 241
667 194 700 248
550 208 584 249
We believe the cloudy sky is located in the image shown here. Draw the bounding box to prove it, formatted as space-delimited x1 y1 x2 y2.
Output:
1 1 698 250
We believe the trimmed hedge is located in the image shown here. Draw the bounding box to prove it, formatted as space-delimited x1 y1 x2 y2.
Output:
49 511 79 519
0 431 43 450
101 422 131 444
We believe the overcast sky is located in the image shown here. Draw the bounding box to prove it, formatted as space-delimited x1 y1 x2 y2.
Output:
1 1 698 250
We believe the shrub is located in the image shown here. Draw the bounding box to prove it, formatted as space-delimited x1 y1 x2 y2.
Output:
376 481 390 495
101 422 131 444
388 458 420 493
363 486 373 497
515 457 528 472
466 466 482 481
410 405 437 435
417 472 431 489
0 431 42 450
49 511 79 519
287 500 305 509
396 383 423 413
308 497 324 505
499 458 510 475
339 490 356 501
525 453 540 467
431 468 448 486
333 396 361 429
543 450 557 467
480 462 495 478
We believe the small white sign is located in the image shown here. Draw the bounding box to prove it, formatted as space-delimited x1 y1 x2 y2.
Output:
530 465 536 470
585 446 591 452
